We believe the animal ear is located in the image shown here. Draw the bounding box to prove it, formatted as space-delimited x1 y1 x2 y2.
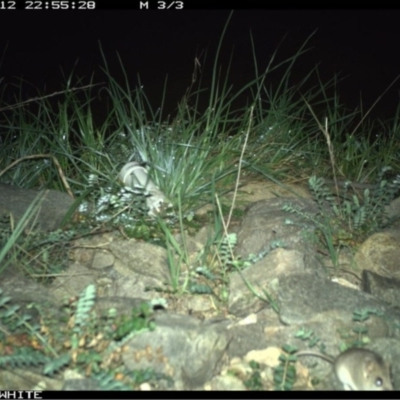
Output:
363 358 376 377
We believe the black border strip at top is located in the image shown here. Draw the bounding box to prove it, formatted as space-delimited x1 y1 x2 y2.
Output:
8 0 382 11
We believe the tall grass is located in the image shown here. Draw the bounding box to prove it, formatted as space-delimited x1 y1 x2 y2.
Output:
0 28 399 230
0 191 45 273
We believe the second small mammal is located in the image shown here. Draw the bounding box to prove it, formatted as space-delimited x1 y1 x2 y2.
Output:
296 347 393 390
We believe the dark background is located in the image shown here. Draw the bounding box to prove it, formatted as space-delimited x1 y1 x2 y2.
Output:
1 5 399 124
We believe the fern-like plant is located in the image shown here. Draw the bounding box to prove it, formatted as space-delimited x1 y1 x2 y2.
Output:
283 171 400 262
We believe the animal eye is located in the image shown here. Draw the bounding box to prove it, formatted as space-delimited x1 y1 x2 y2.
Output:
375 377 383 387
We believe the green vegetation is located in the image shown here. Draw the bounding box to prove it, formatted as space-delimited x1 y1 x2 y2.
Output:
0 285 156 389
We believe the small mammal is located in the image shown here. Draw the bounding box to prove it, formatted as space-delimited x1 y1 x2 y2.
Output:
296 348 393 390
